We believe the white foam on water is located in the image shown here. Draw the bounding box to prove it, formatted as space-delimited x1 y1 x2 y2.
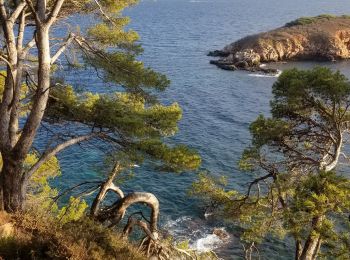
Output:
204 211 214 219
190 234 224 252
248 69 282 78
164 215 192 229
164 216 229 253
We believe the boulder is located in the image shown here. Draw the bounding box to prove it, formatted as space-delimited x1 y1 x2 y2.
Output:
217 64 237 71
234 49 261 66
207 50 229 57
235 60 249 69
213 228 229 241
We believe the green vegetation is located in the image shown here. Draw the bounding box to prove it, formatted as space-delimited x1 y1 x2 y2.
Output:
192 67 350 259
0 212 145 260
0 156 144 259
285 14 350 27
0 0 200 213
0 1 201 259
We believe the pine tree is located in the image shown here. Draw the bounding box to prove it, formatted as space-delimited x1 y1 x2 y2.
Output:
192 67 350 260
0 0 200 211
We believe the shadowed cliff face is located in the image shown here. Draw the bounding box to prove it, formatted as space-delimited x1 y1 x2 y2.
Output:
209 15 350 73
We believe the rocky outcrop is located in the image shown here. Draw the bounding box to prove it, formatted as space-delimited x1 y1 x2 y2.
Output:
209 15 350 73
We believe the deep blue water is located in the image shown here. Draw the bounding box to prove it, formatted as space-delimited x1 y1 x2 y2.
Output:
52 0 350 258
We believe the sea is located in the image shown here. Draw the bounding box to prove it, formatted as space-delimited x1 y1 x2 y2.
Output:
50 0 350 258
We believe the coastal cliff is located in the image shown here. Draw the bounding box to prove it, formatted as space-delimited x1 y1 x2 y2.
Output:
209 15 350 73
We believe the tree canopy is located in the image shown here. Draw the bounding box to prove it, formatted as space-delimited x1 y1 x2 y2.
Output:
192 67 350 260
0 0 200 212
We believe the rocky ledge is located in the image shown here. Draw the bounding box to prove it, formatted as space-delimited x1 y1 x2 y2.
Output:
209 15 350 74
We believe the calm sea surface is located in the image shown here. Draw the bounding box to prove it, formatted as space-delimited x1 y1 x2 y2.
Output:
53 0 350 258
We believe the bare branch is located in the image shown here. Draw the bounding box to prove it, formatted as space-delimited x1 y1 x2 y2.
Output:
22 37 36 55
26 132 100 178
93 0 115 25
90 163 124 216
9 1 27 23
46 0 65 27
16 9 26 50
123 217 157 241
52 181 103 203
98 191 159 233
24 0 40 23
51 33 75 65
0 0 8 20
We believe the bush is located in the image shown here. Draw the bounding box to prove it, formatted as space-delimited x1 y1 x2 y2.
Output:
284 14 342 27
0 211 145 260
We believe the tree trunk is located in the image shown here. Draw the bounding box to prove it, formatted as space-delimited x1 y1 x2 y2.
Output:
312 238 322 260
299 216 324 260
295 240 302 260
0 154 26 212
299 236 319 260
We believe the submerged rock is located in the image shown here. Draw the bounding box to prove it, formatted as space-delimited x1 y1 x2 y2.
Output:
212 228 230 241
207 50 229 57
209 15 350 74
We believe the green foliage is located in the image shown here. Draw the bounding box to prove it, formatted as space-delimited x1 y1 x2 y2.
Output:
25 154 61 212
193 67 350 258
0 71 29 103
83 51 169 91
0 71 5 96
191 173 237 207
249 115 290 148
136 140 201 172
176 240 190 250
57 197 89 225
47 86 200 172
88 22 139 47
293 171 350 216
48 87 180 136
271 67 350 118
1 153 89 224
284 14 350 27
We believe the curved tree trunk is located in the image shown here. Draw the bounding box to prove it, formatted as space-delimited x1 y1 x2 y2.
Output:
98 191 159 233
90 163 123 216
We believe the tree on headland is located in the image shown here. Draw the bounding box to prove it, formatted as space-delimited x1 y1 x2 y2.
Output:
192 67 350 260
0 0 200 213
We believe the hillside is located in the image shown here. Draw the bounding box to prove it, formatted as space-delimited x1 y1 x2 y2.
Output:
209 15 350 72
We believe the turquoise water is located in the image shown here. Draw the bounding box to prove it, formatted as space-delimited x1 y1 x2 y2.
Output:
52 0 350 258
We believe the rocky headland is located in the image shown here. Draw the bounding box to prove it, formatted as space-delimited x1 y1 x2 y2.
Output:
209 15 350 74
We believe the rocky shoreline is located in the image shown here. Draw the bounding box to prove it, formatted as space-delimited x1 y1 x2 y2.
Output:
209 15 350 74
209 51 278 74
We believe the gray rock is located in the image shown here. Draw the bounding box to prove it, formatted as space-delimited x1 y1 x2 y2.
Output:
235 60 249 69
207 50 229 57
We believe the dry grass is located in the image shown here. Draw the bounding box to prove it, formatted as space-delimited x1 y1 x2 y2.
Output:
0 211 145 260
